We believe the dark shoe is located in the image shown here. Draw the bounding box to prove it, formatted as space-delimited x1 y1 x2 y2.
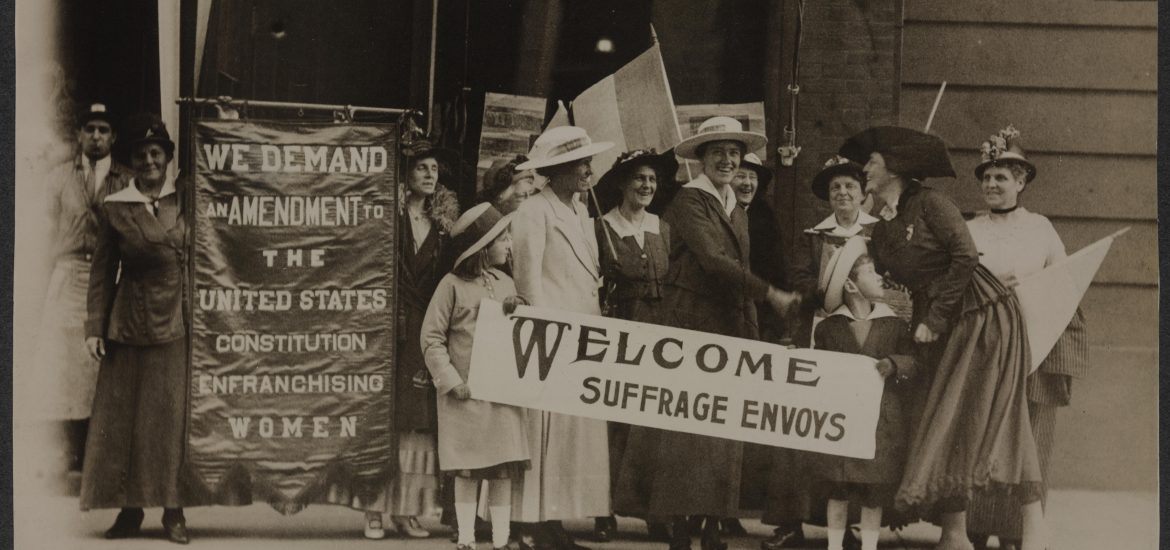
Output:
843 527 861 550
700 529 727 550
720 518 747 537
759 527 805 550
593 516 614 542
647 521 672 543
548 521 591 550
687 516 704 536
162 509 190 545
104 508 144 539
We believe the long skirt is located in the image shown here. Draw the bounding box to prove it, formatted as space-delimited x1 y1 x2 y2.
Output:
32 257 99 421
894 266 1042 512
80 338 200 509
359 431 438 515
511 410 610 522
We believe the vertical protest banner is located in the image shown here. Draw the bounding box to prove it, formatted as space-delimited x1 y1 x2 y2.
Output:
470 301 885 459
190 121 397 512
675 102 767 180
477 93 548 191
1015 229 1126 371
572 43 684 178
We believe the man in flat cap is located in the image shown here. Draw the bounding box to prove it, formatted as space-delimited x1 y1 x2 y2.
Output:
33 102 131 492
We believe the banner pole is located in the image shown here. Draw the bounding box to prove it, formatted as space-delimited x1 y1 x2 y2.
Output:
176 97 416 116
923 81 947 133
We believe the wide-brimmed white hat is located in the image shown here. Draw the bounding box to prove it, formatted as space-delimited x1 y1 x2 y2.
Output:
450 203 513 268
675 116 768 160
818 235 869 313
515 126 614 171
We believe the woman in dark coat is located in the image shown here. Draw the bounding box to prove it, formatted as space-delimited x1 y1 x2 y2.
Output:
595 149 677 543
82 115 203 544
841 127 1044 550
645 117 799 550
362 141 461 539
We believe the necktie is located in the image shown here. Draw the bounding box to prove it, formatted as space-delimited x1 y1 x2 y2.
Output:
85 159 97 197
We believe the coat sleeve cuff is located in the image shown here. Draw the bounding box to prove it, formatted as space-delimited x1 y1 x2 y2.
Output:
431 365 464 395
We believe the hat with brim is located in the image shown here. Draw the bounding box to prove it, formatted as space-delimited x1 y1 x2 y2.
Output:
675 116 768 160
596 149 679 212
515 126 614 171
818 235 869 314
451 203 513 268
123 113 175 157
839 126 955 180
811 156 866 201
739 152 773 192
975 152 1036 183
974 127 1037 183
403 140 462 171
79 102 114 127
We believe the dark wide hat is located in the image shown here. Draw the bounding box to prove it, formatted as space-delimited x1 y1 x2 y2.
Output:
839 126 956 180
78 102 114 127
739 152 774 192
402 139 462 171
123 113 175 157
595 148 679 212
811 155 866 201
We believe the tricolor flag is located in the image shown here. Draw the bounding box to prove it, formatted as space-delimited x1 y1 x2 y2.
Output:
571 42 683 176
1015 228 1129 372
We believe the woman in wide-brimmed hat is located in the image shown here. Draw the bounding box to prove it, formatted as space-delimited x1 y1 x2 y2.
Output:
82 114 205 544
420 202 532 550
643 116 799 550
510 125 614 550
841 126 1044 550
592 148 677 543
964 127 1087 550
361 140 462 540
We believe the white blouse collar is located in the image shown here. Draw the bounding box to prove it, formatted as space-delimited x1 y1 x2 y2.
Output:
827 302 898 321
812 211 879 236
105 176 177 203
603 208 660 238
683 173 737 216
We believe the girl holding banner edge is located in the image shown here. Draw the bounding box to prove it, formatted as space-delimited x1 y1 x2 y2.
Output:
963 127 1088 550
840 127 1045 550
420 203 531 550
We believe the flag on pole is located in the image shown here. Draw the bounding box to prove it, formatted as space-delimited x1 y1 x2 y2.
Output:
571 42 683 176
1014 228 1128 372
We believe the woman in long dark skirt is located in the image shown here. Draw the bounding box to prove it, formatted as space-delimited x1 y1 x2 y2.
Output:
840 126 1045 550
82 115 203 544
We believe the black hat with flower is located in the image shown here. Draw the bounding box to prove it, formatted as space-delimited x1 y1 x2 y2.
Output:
811 155 866 201
595 148 679 213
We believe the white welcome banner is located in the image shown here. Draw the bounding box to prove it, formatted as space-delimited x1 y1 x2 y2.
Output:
469 300 885 459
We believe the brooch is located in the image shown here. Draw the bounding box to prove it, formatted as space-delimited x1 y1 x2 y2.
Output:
905 224 915 241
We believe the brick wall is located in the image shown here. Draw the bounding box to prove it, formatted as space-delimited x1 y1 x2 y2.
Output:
770 0 901 237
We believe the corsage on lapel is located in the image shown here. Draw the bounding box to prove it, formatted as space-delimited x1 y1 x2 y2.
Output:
905 223 915 242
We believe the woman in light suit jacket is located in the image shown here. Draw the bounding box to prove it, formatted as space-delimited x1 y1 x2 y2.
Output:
509 126 615 550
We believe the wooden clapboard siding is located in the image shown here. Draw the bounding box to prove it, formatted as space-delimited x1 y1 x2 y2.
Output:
901 87 1156 156
901 1 1156 491
1049 347 1158 490
945 151 1156 220
904 0 1157 28
902 25 1156 92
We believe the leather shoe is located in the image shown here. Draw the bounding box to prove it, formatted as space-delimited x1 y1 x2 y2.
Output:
759 527 805 550
720 518 747 537
700 529 727 550
104 508 144 539
592 517 614 542
647 521 672 543
162 511 190 545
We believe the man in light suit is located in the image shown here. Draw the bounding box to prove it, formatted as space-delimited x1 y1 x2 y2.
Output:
509 126 615 550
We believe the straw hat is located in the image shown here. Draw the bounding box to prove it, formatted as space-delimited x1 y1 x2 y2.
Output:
675 116 768 160
817 235 869 313
839 126 955 180
974 125 1036 183
450 203 513 268
811 155 866 201
515 126 614 171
